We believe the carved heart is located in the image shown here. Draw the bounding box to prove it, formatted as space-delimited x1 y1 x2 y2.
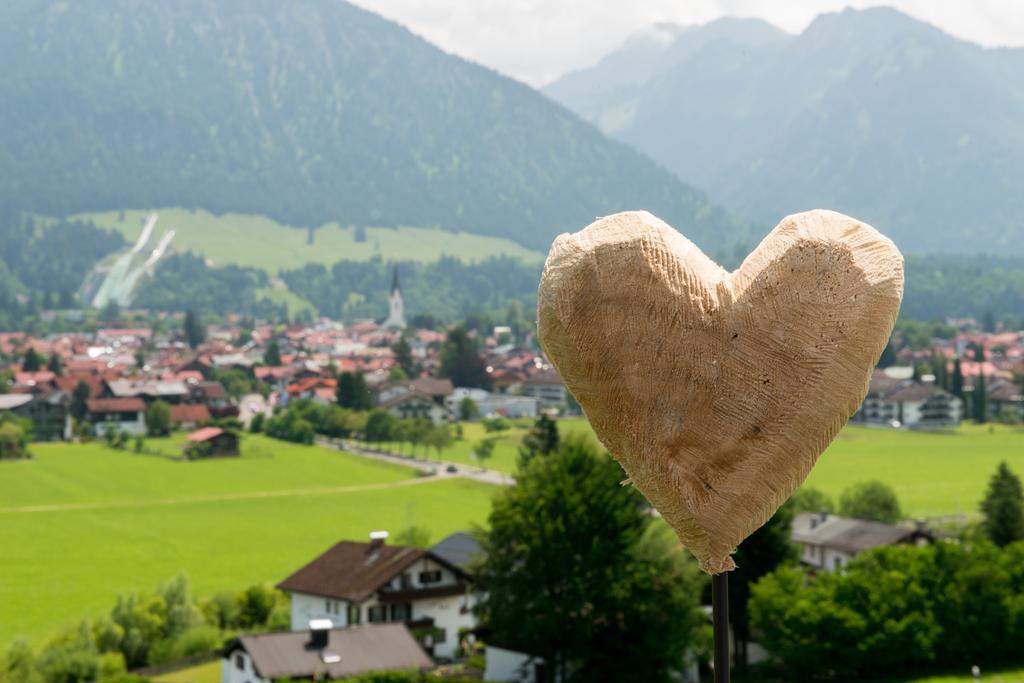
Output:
537 210 903 573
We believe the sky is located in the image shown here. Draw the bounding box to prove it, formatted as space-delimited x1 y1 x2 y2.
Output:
347 0 1024 86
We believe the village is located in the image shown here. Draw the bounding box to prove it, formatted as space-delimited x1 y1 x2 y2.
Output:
2 274 1024 681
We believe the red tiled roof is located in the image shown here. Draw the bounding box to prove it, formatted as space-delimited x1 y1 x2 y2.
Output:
87 397 145 413
187 427 224 442
169 404 212 424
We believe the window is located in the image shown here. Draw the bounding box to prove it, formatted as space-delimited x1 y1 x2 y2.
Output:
434 628 447 643
367 605 387 623
419 570 442 584
390 602 411 622
348 604 361 625
234 653 245 671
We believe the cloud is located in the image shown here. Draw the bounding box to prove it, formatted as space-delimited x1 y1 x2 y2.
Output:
347 0 1024 86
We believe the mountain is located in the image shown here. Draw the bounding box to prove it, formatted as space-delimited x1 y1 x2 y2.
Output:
0 0 744 252
545 8 1024 254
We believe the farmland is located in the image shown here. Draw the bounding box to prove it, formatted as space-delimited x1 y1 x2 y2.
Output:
0 435 496 648
74 208 543 273
429 419 1024 519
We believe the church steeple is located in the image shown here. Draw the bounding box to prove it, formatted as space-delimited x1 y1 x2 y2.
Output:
383 264 405 329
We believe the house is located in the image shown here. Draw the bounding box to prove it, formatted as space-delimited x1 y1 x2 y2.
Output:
447 388 539 419
484 645 545 683
377 377 454 405
987 380 1024 421
430 532 484 574
854 370 963 428
169 404 213 430
184 427 239 457
221 622 431 683
380 390 450 425
0 391 70 441
792 512 932 572
87 398 146 436
105 379 188 405
520 370 567 409
276 534 477 659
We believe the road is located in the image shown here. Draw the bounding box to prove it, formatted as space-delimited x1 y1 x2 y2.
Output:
315 437 514 487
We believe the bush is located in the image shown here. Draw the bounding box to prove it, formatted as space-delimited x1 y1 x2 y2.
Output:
750 541 1024 679
481 416 509 433
0 419 30 460
248 413 264 433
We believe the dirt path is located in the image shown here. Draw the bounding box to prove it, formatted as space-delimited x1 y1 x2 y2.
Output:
0 476 440 515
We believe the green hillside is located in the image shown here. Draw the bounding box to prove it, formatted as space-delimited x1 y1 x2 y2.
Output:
0 0 745 253
77 208 543 271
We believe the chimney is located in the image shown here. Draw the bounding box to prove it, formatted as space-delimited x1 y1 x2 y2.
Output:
308 618 332 649
368 530 388 553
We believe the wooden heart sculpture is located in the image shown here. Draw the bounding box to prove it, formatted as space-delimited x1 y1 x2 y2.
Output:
538 210 903 574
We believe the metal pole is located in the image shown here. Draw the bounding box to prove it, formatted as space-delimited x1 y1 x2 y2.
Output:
712 572 730 683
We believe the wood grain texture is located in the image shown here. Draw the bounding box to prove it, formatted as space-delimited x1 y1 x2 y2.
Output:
537 210 904 574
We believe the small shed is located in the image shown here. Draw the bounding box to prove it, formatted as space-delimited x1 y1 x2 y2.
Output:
184 427 239 458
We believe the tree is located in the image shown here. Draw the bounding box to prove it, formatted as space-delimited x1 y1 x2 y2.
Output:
336 372 373 410
364 409 396 444
70 380 91 422
980 461 1024 546
476 435 705 682
839 480 902 523
394 525 431 548
21 348 41 372
183 310 205 349
262 340 282 367
729 500 798 669
973 373 988 423
458 396 481 421
145 400 171 437
46 352 62 376
439 326 490 389
951 357 964 398
790 487 835 514
0 416 30 460
392 336 417 378
474 437 496 470
425 424 452 460
518 414 559 469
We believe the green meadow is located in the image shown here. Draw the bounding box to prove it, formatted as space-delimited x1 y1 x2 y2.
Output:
74 208 543 272
439 418 1024 519
0 435 496 648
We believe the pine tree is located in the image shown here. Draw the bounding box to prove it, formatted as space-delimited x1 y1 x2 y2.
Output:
518 414 559 469
336 372 373 410
980 461 1024 546
46 352 62 376
22 348 41 372
392 336 417 377
439 326 489 389
183 310 205 349
70 380 91 422
951 357 964 398
263 340 282 367
974 373 988 423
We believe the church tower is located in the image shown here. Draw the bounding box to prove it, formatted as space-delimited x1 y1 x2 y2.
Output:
382 264 405 329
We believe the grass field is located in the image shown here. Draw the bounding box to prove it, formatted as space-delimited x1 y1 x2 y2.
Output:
153 660 221 683
75 208 543 272
898 669 1024 683
0 435 496 648
437 418 1024 519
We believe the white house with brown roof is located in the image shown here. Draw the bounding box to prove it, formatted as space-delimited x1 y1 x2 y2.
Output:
276 534 477 659
86 397 146 436
792 512 932 572
854 369 962 428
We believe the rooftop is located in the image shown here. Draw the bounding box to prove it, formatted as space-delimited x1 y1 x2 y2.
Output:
230 623 431 680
